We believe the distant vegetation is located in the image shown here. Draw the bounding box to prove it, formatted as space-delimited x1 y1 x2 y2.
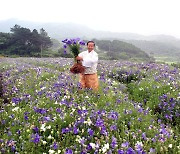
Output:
125 40 180 58
93 39 152 61
58 39 153 61
0 25 52 57
0 20 180 62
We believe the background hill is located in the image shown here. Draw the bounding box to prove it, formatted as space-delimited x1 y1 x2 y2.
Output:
0 19 180 62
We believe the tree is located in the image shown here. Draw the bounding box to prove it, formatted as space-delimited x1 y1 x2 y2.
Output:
39 28 52 57
10 24 32 55
0 25 53 57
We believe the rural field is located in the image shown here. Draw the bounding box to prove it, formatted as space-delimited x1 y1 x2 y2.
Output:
0 57 179 153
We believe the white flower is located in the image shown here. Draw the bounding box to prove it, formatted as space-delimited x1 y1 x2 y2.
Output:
48 135 54 139
42 140 47 145
84 117 92 125
47 125 51 129
82 106 86 110
102 143 109 153
12 107 19 112
49 149 55 154
168 144 172 148
41 87 46 90
85 96 89 99
75 135 81 143
90 143 96 149
40 124 46 132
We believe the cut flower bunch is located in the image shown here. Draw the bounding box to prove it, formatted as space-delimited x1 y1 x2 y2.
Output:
62 38 86 74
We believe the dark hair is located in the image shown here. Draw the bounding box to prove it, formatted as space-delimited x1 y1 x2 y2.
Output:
87 41 95 47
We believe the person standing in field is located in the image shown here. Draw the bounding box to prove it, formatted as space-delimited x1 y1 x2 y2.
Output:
76 41 99 91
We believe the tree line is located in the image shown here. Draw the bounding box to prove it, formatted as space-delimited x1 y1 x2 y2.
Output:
0 25 52 57
93 39 151 60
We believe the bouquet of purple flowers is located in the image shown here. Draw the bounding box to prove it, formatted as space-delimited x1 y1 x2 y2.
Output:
62 38 86 74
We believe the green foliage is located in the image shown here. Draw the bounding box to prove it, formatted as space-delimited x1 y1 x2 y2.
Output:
93 39 151 61
0 25 52 57
171 62 180 69
0 58 179 153
108 68 146 84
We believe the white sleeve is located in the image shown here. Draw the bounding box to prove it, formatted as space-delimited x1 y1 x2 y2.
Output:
83 53 98 67
78 52 83 57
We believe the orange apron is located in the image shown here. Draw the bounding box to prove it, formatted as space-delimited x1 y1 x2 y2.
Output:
79 73 99 91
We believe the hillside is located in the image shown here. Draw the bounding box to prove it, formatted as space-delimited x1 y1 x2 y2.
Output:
0 19 180 61
93 39 150 61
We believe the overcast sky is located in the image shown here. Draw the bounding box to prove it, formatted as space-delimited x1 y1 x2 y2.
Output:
1 0 180 38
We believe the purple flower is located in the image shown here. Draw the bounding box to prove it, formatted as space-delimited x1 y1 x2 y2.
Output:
110 125 117 131
43 116 51 122
65 148 73 154
12 97 21 104
126 147 135 154
86 144 92 150
118 149 125 154
51 142 58 150
32 126 39 133
11 146 16 152
24 115 29 120
33 107 47 114
108 111 118 120
79 41 85 45
142 132 147 140
111 136 117 148
56 108 61 113
31 133 40 144
121 141 129 148
88 128 94 136
62 128 69 134
73 127 79 135
63 44 67 48
100 126 108 136
62 39 68 43
95 118 104 127
149 148 155 153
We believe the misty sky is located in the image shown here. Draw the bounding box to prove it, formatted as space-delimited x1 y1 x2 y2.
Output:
1 0 180 38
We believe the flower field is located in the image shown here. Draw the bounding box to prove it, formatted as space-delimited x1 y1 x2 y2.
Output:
0 58 179 153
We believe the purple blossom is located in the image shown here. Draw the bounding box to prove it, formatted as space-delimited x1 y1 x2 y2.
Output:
12 97 21 104
86 144 92 150
142 132 147 140
65 148 73 154
149 148 156 153
51 142 58 150
111 136 117 148
118 149 125 154
108 111 118 120
24 115 29 120
73 127 79 135
63 44 67 48
110 124 117 131
121 141 129 148
95 118 104 127
32 126 39 133
87 128 94 136
31 133 41 144
62 128 70 134
126 147 135 154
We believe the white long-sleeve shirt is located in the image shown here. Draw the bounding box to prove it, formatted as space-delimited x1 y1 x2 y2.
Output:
78 50 98 74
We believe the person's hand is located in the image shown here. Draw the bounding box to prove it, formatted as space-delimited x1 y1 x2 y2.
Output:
76 56 83 61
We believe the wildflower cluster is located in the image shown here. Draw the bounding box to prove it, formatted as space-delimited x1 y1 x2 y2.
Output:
62 38 85 58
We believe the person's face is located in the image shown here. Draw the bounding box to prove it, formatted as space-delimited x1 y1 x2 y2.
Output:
87 42 95 52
